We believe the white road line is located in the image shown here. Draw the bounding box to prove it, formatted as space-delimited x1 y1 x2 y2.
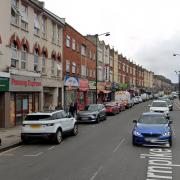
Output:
48 146 55 150
90 166 103 180
113 138 125 153
0 145 22 155
24 152 43 157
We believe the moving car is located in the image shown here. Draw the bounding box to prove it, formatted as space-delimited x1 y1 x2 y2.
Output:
149 100 170 118
132 112 173 146
105 103 119 115
77 104 106 123
21 110 78 144
158 97 173 111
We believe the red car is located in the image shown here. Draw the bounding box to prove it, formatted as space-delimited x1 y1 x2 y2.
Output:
115 101 126 112
105 103 120 115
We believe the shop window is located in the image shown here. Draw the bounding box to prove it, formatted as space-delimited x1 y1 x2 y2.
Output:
20 4 28 30
21 44 28 69
11 41 19 68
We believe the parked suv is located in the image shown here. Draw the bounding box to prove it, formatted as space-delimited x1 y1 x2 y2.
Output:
21 110 78 144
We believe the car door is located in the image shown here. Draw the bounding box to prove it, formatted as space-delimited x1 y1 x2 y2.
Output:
56 111 68 131
62 111 74 131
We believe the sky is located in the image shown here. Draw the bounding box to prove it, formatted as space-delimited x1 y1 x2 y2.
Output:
43 0 180 83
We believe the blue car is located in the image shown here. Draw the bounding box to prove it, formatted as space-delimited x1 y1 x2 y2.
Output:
132 112 173 146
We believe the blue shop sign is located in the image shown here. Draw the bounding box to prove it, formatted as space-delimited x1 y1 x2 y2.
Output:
64 76 79 87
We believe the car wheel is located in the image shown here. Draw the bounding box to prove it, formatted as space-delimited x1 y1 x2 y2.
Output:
72 124 78 136
169 138 172 147
54 129 62 144
132 137 136 146
96 116 100 123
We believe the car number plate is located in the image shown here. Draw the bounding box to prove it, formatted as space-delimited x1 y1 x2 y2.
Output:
145 138 157 142
82 117 88 120
30 125 41 128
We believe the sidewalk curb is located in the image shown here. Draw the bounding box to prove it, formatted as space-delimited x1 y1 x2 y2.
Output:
0 141 22 153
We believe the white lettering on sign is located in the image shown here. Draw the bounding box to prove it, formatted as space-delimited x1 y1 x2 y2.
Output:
140 148 180 180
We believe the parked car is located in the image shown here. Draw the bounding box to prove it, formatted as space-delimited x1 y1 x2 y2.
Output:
158 97 173 111
127 99 134 108
21 110 78 144
149 100 170 118
115 101 126 111
136 96 143 103
105 103 119 115
132 112 173 146
77 104 106 123
132 96 139 104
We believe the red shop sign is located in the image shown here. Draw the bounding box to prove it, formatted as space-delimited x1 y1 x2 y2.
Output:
79 79 89 91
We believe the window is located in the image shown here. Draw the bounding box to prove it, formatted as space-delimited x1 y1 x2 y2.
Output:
57 27 61 45
34 49 39 71
72 38 76 50
98 67 103 81
93 70 96 78
42 52 46 73
11 41 19 68
34 12 40 35
21 45 28 69
42 17 46 38
66 35 71 47
72 62 76 74
89 50 92 59
76 42 80 52
57 63 61 77
51 58 55 75
52 23 56 43
20 4 28 30
11 0 19 26
81 45 86 56
66 60 70 73
81 65 86 76
89 69 92 77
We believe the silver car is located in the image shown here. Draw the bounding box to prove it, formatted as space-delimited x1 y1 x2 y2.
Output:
77 104 106 123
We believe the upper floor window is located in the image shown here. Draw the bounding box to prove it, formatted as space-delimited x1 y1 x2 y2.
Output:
72 62 76 74
81 44 86 56
72 38 76 50
42 51 46 74
20 4 28 30
21 44 28 69
42 17 47 39
34 12 40 35
52 23 56 43
81 65 86 76
51 55 56 75
66 60 70 73
11 41 19 68
57 27 61 46
34 49 39 72
66 35 71 47
11 0 19 26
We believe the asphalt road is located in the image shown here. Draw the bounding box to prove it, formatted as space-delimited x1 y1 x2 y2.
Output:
0 99 180 180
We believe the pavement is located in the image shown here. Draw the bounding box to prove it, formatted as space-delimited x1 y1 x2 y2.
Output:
0 125 21 152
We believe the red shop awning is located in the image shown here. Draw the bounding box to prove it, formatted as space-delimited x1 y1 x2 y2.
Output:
79 79 89 91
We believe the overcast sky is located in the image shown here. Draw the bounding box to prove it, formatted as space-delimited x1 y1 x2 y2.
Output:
44 0 180 83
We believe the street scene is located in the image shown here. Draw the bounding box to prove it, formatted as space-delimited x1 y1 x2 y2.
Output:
1 0 180 180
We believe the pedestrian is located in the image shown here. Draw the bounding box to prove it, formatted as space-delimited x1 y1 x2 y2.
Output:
49 103 54 111
55 102 63 110
73 101 77 117
69 102 74 117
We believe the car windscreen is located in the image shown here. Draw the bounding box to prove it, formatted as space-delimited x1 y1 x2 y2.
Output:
25 115 51 121
85 105 98 111
151 102 167 107
138 115 168 124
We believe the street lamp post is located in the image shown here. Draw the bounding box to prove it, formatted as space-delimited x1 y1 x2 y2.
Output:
95 32 110 104
173 53 180 100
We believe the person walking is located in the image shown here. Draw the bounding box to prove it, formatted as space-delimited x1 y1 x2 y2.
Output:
55 102 63 110
69 102 74 117
73 101 77 117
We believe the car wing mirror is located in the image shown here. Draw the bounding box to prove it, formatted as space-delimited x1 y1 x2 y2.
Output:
133 120 137 123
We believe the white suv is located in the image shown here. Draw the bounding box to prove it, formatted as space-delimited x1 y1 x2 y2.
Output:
21 110 78 144
149 100 170 118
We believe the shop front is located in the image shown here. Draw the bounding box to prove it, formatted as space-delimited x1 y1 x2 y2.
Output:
9 75 42 126
64 76 79 112
78 79 89 110
88 81 96 104
0 77 9 128
105 82 112 101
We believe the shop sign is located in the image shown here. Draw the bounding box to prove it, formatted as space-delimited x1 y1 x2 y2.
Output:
89 81 96 90
0 78 9 91
97 82 105 90
64 76 79 87
79 79 89 91
9 75 42 92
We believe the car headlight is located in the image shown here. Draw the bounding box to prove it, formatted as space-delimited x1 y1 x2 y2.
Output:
162 132 171 136
92 114 97 118
133 130 141 136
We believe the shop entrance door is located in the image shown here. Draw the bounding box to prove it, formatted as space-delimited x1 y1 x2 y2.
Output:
15 94 29 125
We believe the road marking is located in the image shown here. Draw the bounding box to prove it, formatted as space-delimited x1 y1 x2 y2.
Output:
113 138 125 153
24 152 43 157
90 166 103 180
0 153 14 156
48 146 55 150
0 145 22 155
